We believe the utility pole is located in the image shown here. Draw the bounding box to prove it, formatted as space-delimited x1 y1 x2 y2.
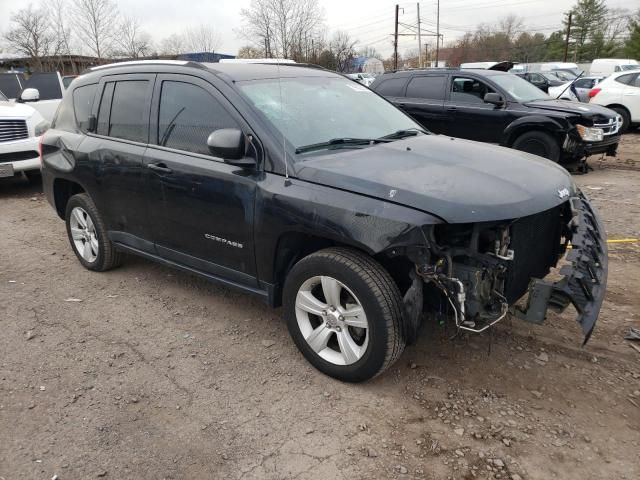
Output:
563 12 572 62
394 4 399 70
435 0 440 67
417 3 422 68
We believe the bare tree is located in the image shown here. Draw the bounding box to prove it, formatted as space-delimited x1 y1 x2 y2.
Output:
72 0 120 58
48 0 74 57
237 45 264 58
116 16 152 58
240 0 324 59
159 33 186 55
185 24 222 52
357 46 383 60
3 5 54 71
330 30 357 72
498 14 524 42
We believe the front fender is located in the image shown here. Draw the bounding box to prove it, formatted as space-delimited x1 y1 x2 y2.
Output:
254 175 442 285
502 115 567 146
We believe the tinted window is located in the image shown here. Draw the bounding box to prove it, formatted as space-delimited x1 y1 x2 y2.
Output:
96 82 114 136
529 73 545 83
574 79 591 89
22 72 63 100
73 84 98 132
450 77 495 103
406 76 446 100
375 78 407 96
0 73 24 99
615 73 635 86
108 80 149 142
158 81 238 156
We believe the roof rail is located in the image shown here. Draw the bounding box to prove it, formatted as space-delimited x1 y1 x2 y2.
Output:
385 67 462 74
86 59 204 73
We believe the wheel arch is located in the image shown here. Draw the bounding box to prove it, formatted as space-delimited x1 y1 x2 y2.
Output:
502 116 566 147
53 178 86 219
270 228 427 307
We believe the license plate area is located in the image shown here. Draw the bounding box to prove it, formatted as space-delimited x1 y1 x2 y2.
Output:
0 163 15 178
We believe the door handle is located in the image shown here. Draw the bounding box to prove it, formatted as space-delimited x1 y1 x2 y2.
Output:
147 162 173 174
446 106 457 111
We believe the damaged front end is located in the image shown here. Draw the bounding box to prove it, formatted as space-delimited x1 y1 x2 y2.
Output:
403 191 607 343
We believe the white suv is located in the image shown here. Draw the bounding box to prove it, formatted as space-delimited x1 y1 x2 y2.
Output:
0 89 49 180
588 70 640 133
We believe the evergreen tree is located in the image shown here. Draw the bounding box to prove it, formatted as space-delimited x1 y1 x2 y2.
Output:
626 16 640 58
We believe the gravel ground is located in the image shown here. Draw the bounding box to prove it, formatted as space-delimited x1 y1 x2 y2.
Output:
1 134 639 480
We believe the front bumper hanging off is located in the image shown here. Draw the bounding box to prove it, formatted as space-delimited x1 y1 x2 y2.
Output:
515 192 608 343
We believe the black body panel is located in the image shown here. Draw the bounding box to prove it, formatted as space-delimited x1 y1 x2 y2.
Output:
371 69 621 162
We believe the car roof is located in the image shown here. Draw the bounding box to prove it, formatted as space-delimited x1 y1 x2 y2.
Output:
85 60 338 82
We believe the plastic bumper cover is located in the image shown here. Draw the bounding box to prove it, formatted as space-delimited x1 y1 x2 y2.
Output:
515 192 608 343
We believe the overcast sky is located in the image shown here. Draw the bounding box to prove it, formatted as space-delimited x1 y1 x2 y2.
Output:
0 0 632 57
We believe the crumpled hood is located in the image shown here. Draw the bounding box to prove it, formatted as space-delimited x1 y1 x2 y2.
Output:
524 99 616 122
295 134 576 223
0 100 37 119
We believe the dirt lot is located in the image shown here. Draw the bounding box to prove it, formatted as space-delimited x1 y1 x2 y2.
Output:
1 134 639 480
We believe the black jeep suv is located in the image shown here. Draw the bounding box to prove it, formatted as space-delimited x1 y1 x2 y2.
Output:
41 61 607 382
370 68 621 165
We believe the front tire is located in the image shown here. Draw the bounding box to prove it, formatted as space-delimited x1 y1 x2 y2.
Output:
512 131 561 162
283 247 405 382
65 193 122 271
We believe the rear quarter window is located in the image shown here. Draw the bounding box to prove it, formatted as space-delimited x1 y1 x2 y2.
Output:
72 84 98 132
405 75 446 100
615 73 636 86
374 78 407 97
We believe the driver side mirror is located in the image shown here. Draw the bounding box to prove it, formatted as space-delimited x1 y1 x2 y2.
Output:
484 92 504 107
207 128 254 167
19 88 40 103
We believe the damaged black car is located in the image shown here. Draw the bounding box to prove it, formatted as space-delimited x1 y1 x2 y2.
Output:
41 62 608 382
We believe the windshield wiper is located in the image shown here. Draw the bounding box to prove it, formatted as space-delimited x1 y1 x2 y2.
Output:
378 128 427 140
295 137 390 154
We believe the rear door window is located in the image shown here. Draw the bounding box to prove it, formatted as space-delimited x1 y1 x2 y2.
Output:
450 77 495 104
375 78 407 97
73 84 98 132
157 80 239 156
107 80 150 142
405 75 446 100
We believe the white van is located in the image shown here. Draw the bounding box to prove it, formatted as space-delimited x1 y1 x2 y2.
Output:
590 59 639 76
539 62 582 75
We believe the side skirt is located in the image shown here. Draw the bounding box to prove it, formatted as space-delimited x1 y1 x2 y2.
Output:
113 242 275 306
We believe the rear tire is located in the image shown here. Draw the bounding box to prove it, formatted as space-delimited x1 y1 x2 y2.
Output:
512 131 561 162
65 193 122 272
24 170 41 183
609 106 630 134
283 247 405 382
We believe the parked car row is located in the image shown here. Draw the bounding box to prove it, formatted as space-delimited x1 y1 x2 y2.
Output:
39 60 608 382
